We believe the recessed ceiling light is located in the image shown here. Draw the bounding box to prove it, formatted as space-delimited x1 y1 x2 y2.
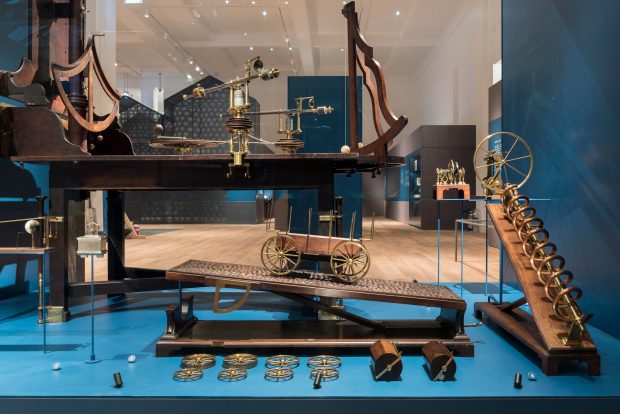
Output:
340 48 344 52
288 46 292 51
225 0 230 4
189 59 194 64
114 62 118 66
262 10 267 16
195 66 200 71
284 1 289 4
144 10 150 18
124 0 143 4
251 1 256 4
244 32 248 36
173 57 178 61
270 47 274 51
395 10 400 16
192 9 201 18
285 38 289 42
186 74 193 80
249 46 254 50
200 71 204 75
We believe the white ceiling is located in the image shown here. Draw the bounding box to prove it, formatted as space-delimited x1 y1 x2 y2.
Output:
115 0 475 82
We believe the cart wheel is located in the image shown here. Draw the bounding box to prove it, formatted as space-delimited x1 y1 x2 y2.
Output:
330 241 370 283
261 234 301 275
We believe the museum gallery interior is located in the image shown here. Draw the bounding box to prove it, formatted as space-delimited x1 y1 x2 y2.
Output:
0 0 619 412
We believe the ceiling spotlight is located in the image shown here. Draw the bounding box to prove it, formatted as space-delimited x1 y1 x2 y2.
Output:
285 38 289 42
244 32 248 36
173 57 178 61
144 9 150 18
270 47 274 51
189 59 194 65
192 9 201 18
395 10 400 16
186 74 193 80
288 46 292 51
200 71 204 75
284 1 289 4
340 48 344 52
262 10 267 16
251 0 256 4
249 46 254 50
225 0 230 3
114 62 118 67
195 66 200 71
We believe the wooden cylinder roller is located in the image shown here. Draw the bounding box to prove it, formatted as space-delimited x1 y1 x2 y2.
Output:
370 339 402 381
422 341 456 381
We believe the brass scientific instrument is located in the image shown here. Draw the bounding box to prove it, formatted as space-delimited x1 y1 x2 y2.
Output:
436 160 465 186
150 124 225 155
261 207 373 283
246 96 333 154
265 355 300 369
183 56 279 178
173 368 203 382
310 367 339 382
474 132 533 196
223 353 258 369
500 184 592 345
370 339 402 381
181 354 216 370
264 367 294 382
218 368 248 381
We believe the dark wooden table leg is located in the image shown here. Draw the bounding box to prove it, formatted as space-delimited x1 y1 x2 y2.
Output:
107 190 127 283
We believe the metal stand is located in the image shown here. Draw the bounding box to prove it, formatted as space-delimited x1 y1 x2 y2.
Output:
83 254 102 364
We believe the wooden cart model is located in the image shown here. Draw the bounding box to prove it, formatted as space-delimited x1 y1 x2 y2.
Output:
260 208 375 283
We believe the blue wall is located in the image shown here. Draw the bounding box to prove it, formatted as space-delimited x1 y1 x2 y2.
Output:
287 76 362 238
0 0 29 72
503 0 620 338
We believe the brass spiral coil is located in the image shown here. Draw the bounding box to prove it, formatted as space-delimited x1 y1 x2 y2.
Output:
499 185 592 343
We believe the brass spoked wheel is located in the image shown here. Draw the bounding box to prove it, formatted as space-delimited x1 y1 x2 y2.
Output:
310 367 340 382
330 241 370 284
261 234 301 275
265 355 300 369
474 132 533 195
223 353 258 369
181 354 216 370
264 367 295 382
307 355 342 369
217 368 247 382
173 368 203 382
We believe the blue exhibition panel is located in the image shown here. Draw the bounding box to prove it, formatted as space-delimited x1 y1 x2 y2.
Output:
502 0 620 338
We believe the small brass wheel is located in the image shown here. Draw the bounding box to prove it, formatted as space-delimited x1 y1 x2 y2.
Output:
307 355 342 369
261 234 301 275
330 241 370 283
265 355 300 369
474 132 533 196
173 368 203 382
223 353 258 369
181 354 216 370
264 367 294 382
218 368 247 382
310 367 339 382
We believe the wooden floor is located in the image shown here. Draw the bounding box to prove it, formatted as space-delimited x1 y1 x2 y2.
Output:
93 217 499 283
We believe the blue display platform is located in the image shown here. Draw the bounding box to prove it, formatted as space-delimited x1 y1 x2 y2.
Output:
0 284 619 413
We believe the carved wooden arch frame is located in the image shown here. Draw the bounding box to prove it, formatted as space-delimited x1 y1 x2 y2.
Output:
343 1 408 163
51 36 120 133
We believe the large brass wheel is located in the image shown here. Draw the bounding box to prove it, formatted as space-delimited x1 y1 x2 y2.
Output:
261 234 301 275
474 132 533 195
330 241 370 284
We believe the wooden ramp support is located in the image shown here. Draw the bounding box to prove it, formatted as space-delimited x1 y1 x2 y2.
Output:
475 204 600 376
156 260 474 357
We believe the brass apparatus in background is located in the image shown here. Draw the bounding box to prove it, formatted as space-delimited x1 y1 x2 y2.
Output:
246 96 333 154
500 184 592 346
183 56 279 178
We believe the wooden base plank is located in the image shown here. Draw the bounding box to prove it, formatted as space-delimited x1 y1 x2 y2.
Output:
475 301 600 376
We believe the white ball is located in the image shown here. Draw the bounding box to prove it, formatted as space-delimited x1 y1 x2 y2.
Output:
128 354 137 363
52 362 61 371
340 145 351 154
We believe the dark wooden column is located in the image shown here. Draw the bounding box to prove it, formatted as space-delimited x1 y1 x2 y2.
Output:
67 0 87 150
106 190 126 281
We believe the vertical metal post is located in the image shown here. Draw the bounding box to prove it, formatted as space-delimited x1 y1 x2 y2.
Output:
460 201 464 298
42 253 47 353
499 242 504 304
178 281 183 308
436 201 440 286
85 255 100 364
485 200 489 296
